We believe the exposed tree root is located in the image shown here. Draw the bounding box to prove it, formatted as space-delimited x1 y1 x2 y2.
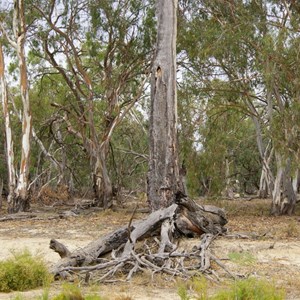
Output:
50 193 228 282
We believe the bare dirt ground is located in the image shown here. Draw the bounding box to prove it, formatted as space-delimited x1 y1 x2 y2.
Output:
0 198 300 299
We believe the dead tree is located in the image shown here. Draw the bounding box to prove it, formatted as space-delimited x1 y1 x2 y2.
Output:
148 0 181 211
50 192 227 282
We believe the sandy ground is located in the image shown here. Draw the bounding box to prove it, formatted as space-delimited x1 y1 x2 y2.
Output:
0 199 300 299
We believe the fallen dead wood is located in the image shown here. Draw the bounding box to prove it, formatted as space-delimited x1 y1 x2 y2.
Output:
0 213 37 222
50 193 228 282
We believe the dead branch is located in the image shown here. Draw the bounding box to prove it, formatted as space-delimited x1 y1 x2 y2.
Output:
0 213 37 222
49 194 228 282
50 239 71 258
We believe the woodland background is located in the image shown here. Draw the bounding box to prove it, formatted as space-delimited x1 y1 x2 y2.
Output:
1 0 300 215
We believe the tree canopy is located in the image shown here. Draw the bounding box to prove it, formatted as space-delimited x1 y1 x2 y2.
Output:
0 0 300 215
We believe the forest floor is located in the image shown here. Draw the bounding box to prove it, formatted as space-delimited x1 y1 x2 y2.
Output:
0 197 300 299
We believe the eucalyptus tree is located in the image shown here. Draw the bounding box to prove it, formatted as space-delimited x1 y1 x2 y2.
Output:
177 0 265 197
0 42 16 209
0 0 67 212
0 0 32 212
254 1 300 214
110 108 149 198
30 0 155 208
177 74 261 197
178 0 300 214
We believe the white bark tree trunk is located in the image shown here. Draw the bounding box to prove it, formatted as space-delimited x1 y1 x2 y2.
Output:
0 42 16 206
148 0 182 211
292 169 300 194
271 153 296 215
258 145 274 198
12 0 32 212
222 157 234 198
245 98 274 197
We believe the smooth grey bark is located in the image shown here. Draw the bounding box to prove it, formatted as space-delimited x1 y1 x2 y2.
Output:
222 157 234 198
292 169 300 194
257 143 274 199
148 0 182 211
11 0 32 212
0 179 2 210
270 82 296 214
271 154 296 216
244 98 274 198
0 42 16 207
0 0 32 212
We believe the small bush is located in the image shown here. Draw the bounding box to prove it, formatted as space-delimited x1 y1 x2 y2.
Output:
0 250 52 292
228 251 256 266
177 284 190 300
212 277 285 300
177 276 208 300
178 277 285 300
280 220 300 238
52 284 105 300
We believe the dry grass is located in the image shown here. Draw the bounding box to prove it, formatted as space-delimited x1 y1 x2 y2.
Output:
1 196 300 299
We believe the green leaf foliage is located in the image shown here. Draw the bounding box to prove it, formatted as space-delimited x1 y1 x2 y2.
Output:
0 250 52 292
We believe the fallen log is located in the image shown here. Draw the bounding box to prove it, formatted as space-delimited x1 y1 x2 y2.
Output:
0 213 37 222
50 193 227 281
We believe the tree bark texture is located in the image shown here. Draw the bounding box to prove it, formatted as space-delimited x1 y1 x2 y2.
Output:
148 0 181 211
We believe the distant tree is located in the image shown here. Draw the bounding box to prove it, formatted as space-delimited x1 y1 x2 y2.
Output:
177 0 300 215
30 0 154 208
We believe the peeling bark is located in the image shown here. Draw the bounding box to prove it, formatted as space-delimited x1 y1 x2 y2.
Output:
7 0 32 212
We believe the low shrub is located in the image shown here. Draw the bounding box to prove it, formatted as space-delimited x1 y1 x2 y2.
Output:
212 277 285 300
228 251 256 266
52 284 105 300
177 276 208 300
178 277 285 300
0 249 52 292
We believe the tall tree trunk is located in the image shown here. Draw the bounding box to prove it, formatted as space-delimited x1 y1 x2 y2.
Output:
52 120 67 186
245 98 274 198
0 179 3 210
92 149 112 209
222 157 234 198
292 169 300 194
258 145 274 198
271 153 296 215
258 167 269 198
0 42 16 207
12 0 32 212
148 0 181 211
